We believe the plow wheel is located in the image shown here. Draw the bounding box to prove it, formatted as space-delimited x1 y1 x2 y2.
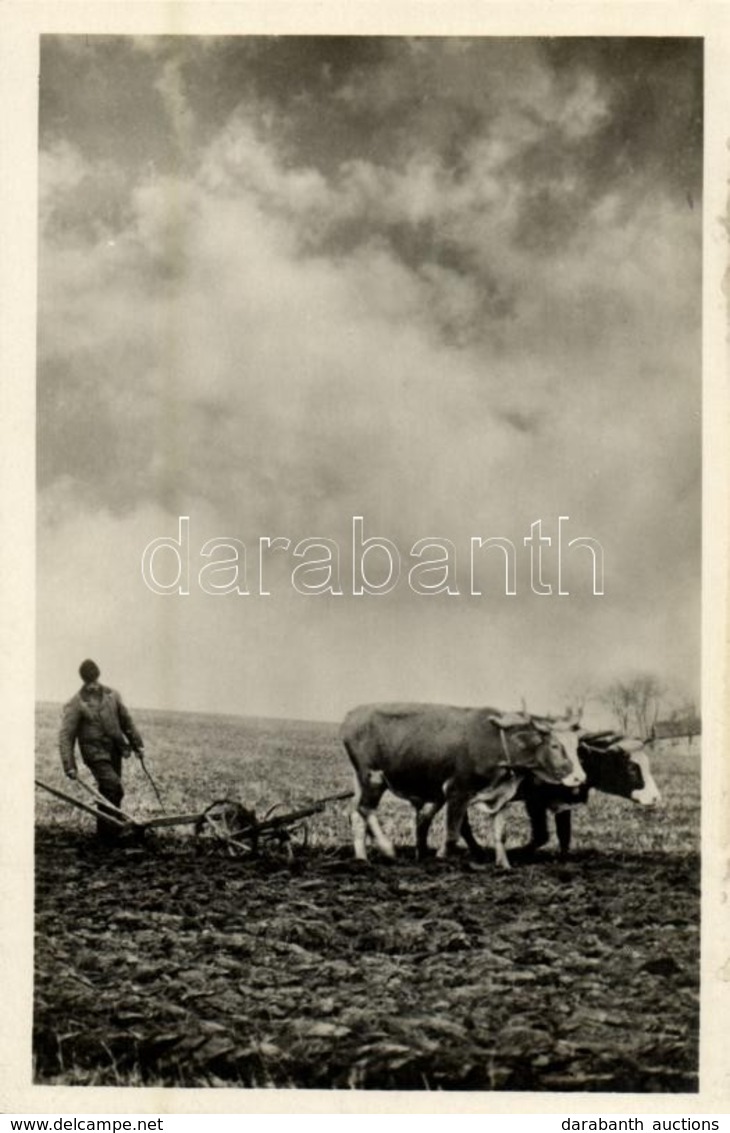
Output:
193 800 312 859
265 819 310 861
255 801 310 860
194 799 260 857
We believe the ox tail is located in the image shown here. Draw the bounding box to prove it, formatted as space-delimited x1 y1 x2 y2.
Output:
341 736 357 769
341 738 364 805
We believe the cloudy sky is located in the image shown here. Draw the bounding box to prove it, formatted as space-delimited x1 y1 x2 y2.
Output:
36 35 702 722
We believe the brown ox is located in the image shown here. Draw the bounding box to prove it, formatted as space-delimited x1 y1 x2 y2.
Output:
341 703 586 868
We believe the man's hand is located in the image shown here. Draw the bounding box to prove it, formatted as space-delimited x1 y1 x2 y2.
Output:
66 769 78 780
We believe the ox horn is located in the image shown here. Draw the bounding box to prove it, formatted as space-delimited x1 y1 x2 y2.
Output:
618 738 645 753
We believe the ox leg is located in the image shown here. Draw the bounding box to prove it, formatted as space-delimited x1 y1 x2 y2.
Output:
518 795 550 856
459 811 489 861
415 799 443 860
439 792 469 858
555 809 573 858
353 771 395 860
350 785 369 862
492 809 511 870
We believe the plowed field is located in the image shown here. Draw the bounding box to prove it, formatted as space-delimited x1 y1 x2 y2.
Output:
34 706 700 1091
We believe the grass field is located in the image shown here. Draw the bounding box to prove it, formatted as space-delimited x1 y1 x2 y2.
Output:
34 703 700 1091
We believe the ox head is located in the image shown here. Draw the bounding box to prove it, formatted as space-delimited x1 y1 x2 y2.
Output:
578 732 661 806
537 713 586 788
489 713 586 787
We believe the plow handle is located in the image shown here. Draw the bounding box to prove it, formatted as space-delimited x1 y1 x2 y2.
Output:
35 779 131 830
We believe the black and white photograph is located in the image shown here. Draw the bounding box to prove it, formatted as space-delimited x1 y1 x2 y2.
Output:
2 2 727 1112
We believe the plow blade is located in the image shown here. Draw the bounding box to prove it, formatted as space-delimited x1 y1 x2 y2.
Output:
138 813 204 829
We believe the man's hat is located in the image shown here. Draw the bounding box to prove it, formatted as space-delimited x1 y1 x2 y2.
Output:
79 659 101 683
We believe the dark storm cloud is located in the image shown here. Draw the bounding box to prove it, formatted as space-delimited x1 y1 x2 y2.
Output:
541 38 703 196
39 35 393 175
178 34 390 136
510 38 703 252
35 33 704 720
39 35 703 270
40 36 703 187
37 41 701 600
40 37 179 168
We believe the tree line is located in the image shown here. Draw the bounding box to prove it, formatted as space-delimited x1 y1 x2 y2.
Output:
565 674 700 746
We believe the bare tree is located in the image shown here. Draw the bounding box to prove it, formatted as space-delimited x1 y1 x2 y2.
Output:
677 697 702 747
599 673 666 739
631 673 665 740
600 679 635 734
561 677 595 721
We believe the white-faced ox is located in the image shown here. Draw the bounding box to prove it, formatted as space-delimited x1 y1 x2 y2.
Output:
341 703 586 868
514 731 661 857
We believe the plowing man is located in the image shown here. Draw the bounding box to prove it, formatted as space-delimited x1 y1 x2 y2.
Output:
58 660 145 842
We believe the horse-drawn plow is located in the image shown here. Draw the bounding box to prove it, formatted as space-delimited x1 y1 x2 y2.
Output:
34 776 353 857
